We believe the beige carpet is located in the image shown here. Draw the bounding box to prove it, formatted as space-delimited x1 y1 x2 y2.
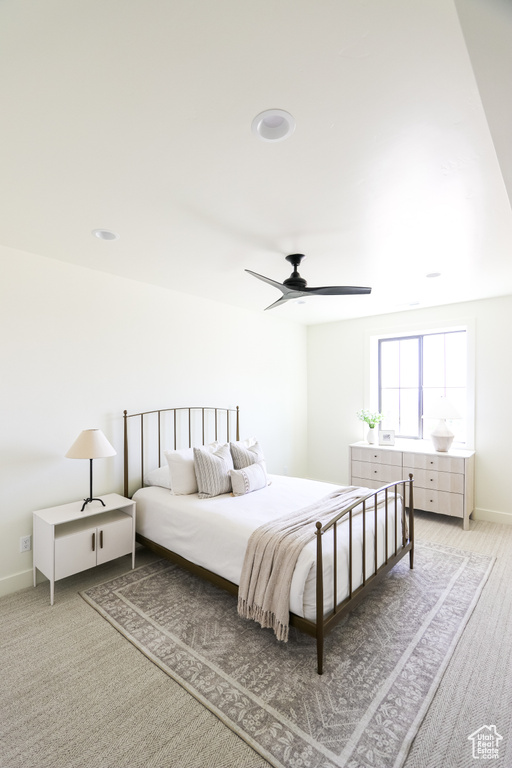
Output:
1 513 511 768
78 542 492 768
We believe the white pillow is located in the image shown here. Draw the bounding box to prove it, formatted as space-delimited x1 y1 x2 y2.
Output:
193 443 233 499
229 462 268 496
230 439 266 470
164 447 197 495
144 466 171 489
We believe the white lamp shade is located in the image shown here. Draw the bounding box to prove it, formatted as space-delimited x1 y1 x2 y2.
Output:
65 429 116 459
423 396 461 421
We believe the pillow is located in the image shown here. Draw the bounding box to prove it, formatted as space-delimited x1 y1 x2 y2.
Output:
229 462 268 496
230 439 266 470
144 466 171 489
193 443 233 499
164 447 197 495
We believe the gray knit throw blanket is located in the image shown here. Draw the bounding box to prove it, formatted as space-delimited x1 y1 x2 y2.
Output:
237 486 372 641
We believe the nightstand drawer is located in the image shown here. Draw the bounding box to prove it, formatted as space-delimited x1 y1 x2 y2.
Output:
55 529 97 579
403 466 464 494
96 515 133 565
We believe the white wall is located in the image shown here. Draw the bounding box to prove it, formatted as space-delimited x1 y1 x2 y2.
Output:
5 244 510 597
307 296 512 523
0 245 308 596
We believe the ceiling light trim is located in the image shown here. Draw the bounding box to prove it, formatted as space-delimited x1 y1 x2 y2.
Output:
251 109 296 142
92 229 120 241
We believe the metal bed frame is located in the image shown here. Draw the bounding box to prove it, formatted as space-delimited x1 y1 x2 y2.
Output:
123 405 414 674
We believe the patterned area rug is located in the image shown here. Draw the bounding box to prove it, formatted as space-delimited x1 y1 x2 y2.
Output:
81 541 493 768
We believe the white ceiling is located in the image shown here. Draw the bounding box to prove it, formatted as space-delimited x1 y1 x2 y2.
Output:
1 0 511 325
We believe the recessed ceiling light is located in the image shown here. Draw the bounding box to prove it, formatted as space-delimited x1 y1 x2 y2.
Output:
92 229 119 241
426 272 441 278
251 109 296 142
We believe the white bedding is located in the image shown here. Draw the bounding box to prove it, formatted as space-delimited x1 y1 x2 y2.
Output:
134 474 404 622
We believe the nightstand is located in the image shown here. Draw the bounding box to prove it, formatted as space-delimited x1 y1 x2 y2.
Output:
33 493 136 605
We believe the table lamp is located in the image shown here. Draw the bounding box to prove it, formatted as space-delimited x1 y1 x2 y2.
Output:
66 429 117 511
423 396 461 452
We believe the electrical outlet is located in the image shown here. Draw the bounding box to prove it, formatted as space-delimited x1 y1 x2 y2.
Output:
20 535 31 552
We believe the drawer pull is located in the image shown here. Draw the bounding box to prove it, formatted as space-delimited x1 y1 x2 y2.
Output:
100 530 104 549
92 532 96 552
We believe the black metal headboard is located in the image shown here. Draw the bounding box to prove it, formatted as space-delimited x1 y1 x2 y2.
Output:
123 405 239 497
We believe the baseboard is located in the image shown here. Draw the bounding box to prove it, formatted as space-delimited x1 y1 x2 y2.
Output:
0 568 33 598
473 507 512 525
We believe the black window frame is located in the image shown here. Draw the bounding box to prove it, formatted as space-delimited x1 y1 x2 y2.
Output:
377 329 466 440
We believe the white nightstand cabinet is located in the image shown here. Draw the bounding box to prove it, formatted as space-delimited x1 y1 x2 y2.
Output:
33 493 136 605
350 442 475 530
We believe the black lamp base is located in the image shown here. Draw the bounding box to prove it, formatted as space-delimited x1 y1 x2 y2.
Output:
81 496 106 512
80 459 106 512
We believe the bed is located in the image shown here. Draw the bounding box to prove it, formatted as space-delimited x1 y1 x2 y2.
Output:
123 405 414 674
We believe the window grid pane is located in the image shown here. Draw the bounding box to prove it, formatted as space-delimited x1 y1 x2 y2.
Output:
379 336 421 437
378 331 466 443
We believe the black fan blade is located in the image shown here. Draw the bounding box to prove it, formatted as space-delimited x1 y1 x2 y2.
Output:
263 295 295 311
303 285 372 296
262 285 372 309
246 260 371 309
244 269 295 296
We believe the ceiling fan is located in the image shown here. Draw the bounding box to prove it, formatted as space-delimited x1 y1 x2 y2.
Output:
246 254 372 310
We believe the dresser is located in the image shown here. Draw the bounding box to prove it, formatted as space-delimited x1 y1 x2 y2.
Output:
350 441 475 530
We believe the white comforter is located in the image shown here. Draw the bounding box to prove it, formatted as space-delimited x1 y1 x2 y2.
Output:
133 474 403 621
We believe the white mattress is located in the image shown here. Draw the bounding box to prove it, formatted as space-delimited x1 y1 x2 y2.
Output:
134 474 403 622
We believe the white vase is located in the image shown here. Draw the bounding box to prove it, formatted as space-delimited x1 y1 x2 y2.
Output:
367 427 376 444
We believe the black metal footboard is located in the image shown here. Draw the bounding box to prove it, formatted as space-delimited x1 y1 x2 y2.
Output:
313 476 414 674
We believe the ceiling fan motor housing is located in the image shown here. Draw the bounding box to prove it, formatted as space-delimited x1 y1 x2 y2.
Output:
283 254 308 289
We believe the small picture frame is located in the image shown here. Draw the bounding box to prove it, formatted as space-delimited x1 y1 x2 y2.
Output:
379 429 395 446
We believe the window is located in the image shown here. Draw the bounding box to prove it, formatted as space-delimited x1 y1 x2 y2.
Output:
378 330 467 443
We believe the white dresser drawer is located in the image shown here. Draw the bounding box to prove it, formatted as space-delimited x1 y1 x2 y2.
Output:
352 460 402 484
403 466 464 494
351 476 383 491
351 447 402 466
411 487 464 518
403 452 464 474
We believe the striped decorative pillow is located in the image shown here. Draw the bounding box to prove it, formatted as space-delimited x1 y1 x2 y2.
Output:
193 443 234 499
230 440 266 470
